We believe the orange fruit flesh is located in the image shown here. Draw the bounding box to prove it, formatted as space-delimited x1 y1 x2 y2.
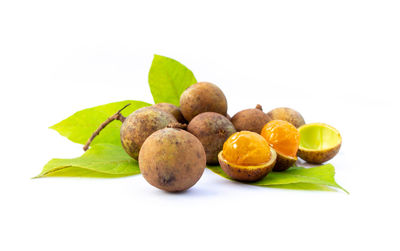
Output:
222 131 271 166
261 120 300 157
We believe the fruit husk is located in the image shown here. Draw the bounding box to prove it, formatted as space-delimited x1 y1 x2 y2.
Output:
274 151 297 171
218 148 277 182
297 123 342 164
267 107 305 128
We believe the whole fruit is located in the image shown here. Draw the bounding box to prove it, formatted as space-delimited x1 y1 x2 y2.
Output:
267 107 305 128
231 104 271 134
180 82 228 121
187 112 236 164
152 103 186 123
139 128 206 192
218 131 277 181
120 107 177 160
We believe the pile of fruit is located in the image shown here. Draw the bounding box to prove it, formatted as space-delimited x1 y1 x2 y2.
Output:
84 81 342 192
38 55 346 193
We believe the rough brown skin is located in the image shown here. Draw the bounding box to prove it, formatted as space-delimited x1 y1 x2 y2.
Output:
298 143 341 164
120 107 177 160
152 103 186 123
274 153 297 171
267 107 305 128
231 105 271 134
138 128 206 192
218 150 276 182
187 112 236 164
180 82 228 121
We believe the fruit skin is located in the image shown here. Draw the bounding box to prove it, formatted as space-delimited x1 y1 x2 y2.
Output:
152 103 186 123
297 123 342 164
274 154 296 172
218 149 277 182
231 105 271 134
297 144 341 164
180 82 228 121
267 107 305 128
138 128 206 192
120 107 177 160
187 112 236 164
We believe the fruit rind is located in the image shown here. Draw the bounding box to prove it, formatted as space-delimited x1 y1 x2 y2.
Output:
274 153 297 172
297 123 342 164
218 148 277 182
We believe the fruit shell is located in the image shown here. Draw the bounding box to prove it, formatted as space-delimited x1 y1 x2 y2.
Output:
138 128 206 192
297 123 342 164
231 105 271 134
218 148 277 182
187 112 236 164
267 107 305 128
274 152 297 172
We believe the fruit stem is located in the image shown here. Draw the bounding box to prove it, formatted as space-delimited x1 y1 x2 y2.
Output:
256 104 263 111
83 103 131 151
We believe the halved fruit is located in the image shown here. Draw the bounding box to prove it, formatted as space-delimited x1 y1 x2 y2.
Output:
218 131 277 181
298 123 341 164
261 120 300 171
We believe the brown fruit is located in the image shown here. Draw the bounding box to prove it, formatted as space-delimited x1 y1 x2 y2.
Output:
152 103 186 123
231 105 271 134
187 112 236 164
180 82 228 121
138 128 206 192
120 107 177 160
267 107 305 128
218 131 277 182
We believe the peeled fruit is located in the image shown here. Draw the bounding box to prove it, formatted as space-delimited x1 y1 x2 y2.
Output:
261 120 300 171
218 131 277 181
138 128 206 192
267 107 305 128
120 107 177 160
297 123 341 164
187 112 236 164
180 82 228 121
152 103 186 123
231 105 271 134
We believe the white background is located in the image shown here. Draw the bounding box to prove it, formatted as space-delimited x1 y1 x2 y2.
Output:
1 0 399 250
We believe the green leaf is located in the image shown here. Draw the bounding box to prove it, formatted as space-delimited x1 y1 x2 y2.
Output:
36 144 140 178
50 100 151 146
148 55 197 106
207 164 348 193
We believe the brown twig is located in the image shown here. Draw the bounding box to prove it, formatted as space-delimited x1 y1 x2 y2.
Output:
83 103 131 151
